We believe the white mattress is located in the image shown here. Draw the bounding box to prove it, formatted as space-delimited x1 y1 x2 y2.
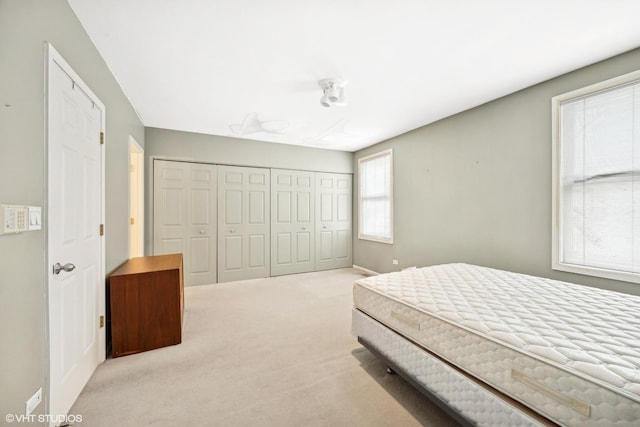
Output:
353 263 640 426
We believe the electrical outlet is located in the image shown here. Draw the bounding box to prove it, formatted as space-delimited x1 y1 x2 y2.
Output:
25 387 42 416
392 259 399 265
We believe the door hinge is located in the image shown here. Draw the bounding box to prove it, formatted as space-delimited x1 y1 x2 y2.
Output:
130 217 135 225
99 224 104 236
100 132 104 145
99 315 104 328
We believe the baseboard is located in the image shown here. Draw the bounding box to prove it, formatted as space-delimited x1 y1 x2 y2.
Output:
352 265 379 276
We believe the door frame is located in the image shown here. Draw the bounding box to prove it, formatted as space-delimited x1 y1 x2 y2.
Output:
129 136 144 258
45 43 106 417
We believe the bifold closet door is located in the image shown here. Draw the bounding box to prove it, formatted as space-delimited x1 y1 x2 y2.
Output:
153 160 217 286
218 166 270 282
315 173 352 270
271 169 315 276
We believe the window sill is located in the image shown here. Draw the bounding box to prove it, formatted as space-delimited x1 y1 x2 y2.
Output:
358 235 393 245
552 261 640 285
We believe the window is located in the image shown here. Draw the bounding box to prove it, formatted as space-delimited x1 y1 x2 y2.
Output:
358 149 393 243
552 70 640 283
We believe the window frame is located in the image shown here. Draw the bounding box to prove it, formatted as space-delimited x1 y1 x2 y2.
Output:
551 69 640 284
358 149 394 244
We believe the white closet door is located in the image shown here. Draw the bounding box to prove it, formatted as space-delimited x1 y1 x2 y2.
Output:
153 160 217 286
271 169 315 276
186 163 217 285
315 173 352 271
218 166 270 282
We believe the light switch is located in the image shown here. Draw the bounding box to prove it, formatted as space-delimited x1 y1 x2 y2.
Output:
29 206 41 230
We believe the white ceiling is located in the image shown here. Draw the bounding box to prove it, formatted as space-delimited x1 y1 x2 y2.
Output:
68 0 640 152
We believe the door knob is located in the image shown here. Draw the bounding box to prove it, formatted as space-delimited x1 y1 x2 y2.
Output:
302 227 307 231
199 229 206 234
53 262 76 275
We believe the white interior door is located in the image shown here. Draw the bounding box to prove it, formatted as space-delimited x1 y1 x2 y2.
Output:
218 166 270 282
129 138 144 258
187 163 217 285
154 160 188 257
153 160 217 286
315 173 353 271
47 44 105 421
271 169 315 276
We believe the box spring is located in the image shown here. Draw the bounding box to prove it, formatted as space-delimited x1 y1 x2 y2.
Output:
353 264 640 426
352 308 545 426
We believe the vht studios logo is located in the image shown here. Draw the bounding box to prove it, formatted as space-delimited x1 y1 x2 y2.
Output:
5 414 83 423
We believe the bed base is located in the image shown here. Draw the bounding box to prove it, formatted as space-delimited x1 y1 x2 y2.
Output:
353 308 546 426
358 335 475 427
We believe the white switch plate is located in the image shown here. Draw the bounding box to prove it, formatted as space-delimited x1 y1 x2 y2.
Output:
28 206 41 230
26 387 42 415
392 259 399 265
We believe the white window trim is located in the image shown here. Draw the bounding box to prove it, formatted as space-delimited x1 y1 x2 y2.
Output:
551 69 640 284
358 149 394 244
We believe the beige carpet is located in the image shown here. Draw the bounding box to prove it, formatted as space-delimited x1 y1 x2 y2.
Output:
71 268 458 426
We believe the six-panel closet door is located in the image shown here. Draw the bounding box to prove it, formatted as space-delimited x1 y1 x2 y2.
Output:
217 165 271 283
315 173 353 270
271 169 315 276
154 161 351 284
153 160 218 286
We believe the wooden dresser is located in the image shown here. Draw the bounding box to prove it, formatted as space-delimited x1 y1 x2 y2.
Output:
109 254 184 357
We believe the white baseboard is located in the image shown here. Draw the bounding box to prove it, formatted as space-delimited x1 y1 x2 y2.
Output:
353 265 379 276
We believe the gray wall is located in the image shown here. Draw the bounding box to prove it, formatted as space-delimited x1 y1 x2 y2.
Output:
0 0 144 422
144 127 353 254
353 47 640 296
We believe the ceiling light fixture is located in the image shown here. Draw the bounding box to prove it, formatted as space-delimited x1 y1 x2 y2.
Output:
319 78 347 107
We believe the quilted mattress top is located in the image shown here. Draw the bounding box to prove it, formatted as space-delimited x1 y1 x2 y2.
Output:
354 263 640 401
